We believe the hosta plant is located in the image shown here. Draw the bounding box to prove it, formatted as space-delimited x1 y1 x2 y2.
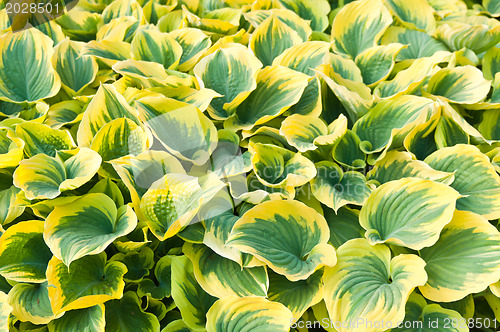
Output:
0 0 499 331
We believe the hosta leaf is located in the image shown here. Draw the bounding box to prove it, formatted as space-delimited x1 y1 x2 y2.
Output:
162 320 194 332
194 44 262 120
206 296 293 332
0 29 60 103
82 40 133 63
419 210 500 302
89 178 125 208
324 207 364 248
403 108 440 160
323 239 427 332
391 293 468 331
44 193 137 267
249 143 316 188
384 0 436 33
381 27 449 61
151 86 221 113
478 109 500 140
483 45 500 81
136 95 217 165
227 200 336 281
77 84 141 148
137 255 172 299
331 129 366 168
13 148 102 200
244 9 312 42
15 122 75 158
325 53 363 82
140 173 223 240
279 114 328 152
285 77 323 117
90 118 150 176
354 43 406 87
249 14 302 67
367 151 454 185
278 0 329 32
435 115 469 149
44 100 85 129
374 51 451 99
424 66 490 104
96 16 140 43
484 0 500 16
435 23 500 54
267 269 323 319
104 292 160 332
310 161 372 212
426 0 466 17
0 291 11 332
0 128 24 168
0 221 52 283
47 305 105 332
56 10 100 42
424 144 500 220
315 66 374 121
101 0 143 25
225 66 310 130
111 150 185 213
46 253 127 314
171 255 216 331
360 178 460 250
0 184 25 226
8 282 59 325
131 28 183 70
276 42 331 76
112 60 170 87
184 242 268 298
331 0 392 59
52 38 98 95
203 212 243 264
110 247 154 283
352 95 435 155
169 28 212 72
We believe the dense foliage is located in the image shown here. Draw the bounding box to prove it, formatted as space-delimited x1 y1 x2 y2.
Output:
0 0 500 331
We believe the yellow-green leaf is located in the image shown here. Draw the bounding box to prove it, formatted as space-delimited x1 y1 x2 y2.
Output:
227 200 336 281
8 282 60 325
323 238 427 332
170 255 216 331
354 43 406 87
77 84 141 148
46 253 127 314
0 220 52 283
13 148 102 200
384 0 436 33
360 178 460 250
311 161 372 212
225 65 310 130
424 144 500 220
0 29 60 103
52 38 98 95
183 242 268 298
48 305 105 332
249 14 302 67
206 296 294 332
419 210 500 302
424 66 491 104
193 44 262 120
44 193 137 267
131 27 183 70
331 0 392 59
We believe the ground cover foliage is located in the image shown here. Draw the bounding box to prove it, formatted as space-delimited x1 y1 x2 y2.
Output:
0 0 500 330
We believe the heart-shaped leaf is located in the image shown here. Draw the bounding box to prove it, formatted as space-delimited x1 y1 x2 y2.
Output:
227 200 336 281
